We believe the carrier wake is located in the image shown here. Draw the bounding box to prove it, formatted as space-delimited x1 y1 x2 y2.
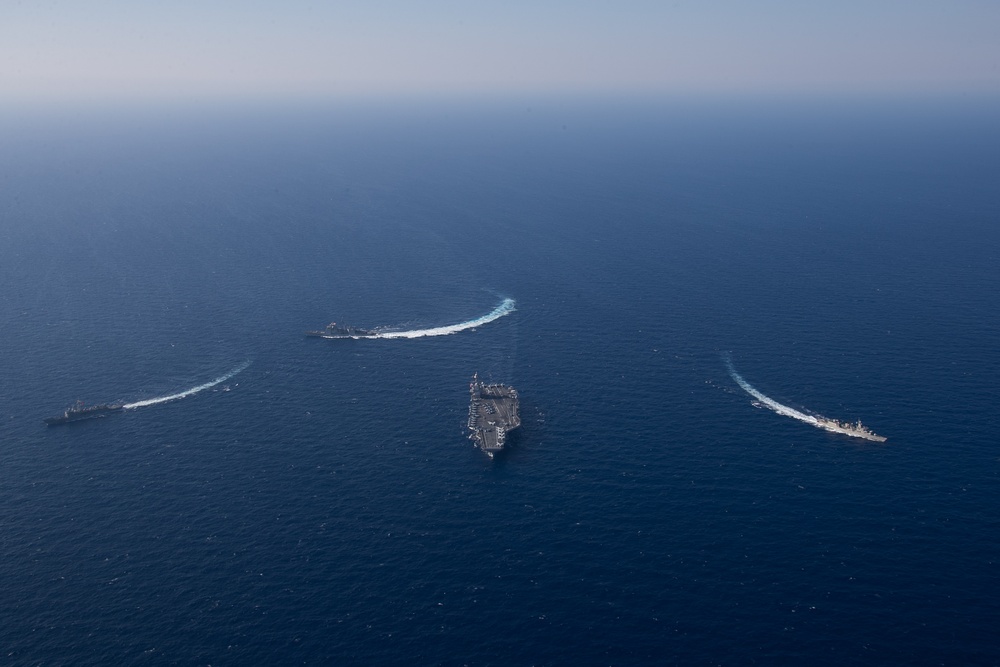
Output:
44 361 251 425
307 298 515 340
725 356 886 442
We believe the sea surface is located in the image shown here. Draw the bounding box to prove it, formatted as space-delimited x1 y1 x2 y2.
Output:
1 96 998 665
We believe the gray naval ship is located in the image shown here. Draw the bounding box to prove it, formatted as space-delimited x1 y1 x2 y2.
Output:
45 400 124 425
305 322 379 339
467 373 520 457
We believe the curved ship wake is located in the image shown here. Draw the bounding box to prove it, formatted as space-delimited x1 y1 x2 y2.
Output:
45 361 252 425
725 356 886 442
123 360 251 409
379 298 515 339
307 298 515 340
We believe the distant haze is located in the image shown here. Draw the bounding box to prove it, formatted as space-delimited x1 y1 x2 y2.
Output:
2 0 998 101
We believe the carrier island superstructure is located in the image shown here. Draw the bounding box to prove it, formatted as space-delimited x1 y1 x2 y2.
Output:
467 373 520 457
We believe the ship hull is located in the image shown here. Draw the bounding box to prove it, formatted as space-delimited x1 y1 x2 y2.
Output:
815 422 887 442
306 328 379 339
813 418 887 442
44 406 124 426
306 332 380 339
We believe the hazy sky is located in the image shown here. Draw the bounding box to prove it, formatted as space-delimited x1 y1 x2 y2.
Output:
3 0 998 101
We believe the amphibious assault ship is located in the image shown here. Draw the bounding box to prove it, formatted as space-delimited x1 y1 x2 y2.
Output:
467 373 520 457
44 401 124 426
814 417 887 443
305 322 379 339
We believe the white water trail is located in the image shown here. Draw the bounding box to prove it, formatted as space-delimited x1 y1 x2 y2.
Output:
122 360 251 410
374 298 515 339
725 356 819 427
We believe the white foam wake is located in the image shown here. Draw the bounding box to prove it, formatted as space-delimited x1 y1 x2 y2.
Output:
374 298 515 339
725 356 819 427
726 356 887 442
122 360 251 410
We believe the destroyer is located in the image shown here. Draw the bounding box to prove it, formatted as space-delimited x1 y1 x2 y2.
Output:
305 322 379 339
467 373 520 457
814 417 887 443
44 401 124 426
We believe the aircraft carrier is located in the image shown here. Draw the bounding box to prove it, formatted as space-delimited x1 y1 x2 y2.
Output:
467 373 520 457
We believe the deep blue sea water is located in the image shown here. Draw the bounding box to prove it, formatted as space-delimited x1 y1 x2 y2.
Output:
1 96 998 665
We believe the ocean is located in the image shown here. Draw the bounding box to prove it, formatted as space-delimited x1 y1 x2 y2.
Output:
1 96 998 665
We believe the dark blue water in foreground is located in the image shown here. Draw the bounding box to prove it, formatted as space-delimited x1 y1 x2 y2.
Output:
1 97 998 665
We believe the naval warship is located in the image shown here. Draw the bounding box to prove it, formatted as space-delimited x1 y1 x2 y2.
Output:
45 401 124 425
813 417 887 442
305 322 379 339
467 373 520 457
